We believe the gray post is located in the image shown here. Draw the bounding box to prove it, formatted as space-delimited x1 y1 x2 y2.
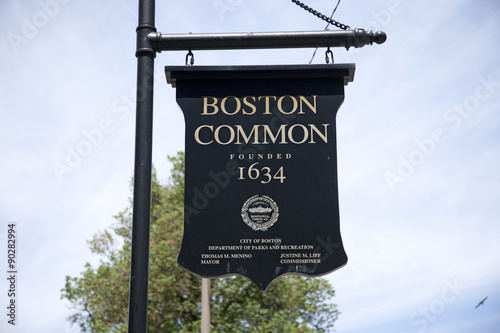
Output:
201 278 211 333
128 0 156 332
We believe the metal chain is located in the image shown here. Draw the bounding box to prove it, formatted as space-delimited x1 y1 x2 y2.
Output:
291 0 350 30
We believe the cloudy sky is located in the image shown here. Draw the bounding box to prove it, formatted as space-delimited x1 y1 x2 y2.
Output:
1 0 499 332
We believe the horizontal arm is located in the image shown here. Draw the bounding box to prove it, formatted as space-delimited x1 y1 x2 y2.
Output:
149 28 386 52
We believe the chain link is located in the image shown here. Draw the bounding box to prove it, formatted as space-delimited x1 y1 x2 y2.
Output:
291 0 350 30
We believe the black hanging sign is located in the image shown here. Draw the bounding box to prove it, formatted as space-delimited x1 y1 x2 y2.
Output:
165 64 354 291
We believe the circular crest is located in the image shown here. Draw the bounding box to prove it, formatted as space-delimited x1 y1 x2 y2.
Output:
241 195 279 231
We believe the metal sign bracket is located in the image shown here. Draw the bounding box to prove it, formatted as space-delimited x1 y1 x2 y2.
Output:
148 28 386 52
128 1 386 332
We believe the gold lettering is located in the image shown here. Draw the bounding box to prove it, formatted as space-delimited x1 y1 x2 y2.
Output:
194 124 329 145
202 95 318 116
202 96 218 115
277 95 298 115
298 95 317 114
288 124 309 144
214 125 235 145
258 96 277 114
235 125 260 144
308 124 329 143
262 124 287 144
194 125 213 145
221 96 241 115
242 96 257 115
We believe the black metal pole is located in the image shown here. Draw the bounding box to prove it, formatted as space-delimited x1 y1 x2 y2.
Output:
128 0 155 332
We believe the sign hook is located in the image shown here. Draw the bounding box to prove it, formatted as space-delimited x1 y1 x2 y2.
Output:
185 49 195 66
325 47 334 64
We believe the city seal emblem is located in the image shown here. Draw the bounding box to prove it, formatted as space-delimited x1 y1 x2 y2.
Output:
241 195 279 231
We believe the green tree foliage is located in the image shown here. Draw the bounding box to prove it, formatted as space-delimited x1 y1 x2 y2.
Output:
61 152 340 332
